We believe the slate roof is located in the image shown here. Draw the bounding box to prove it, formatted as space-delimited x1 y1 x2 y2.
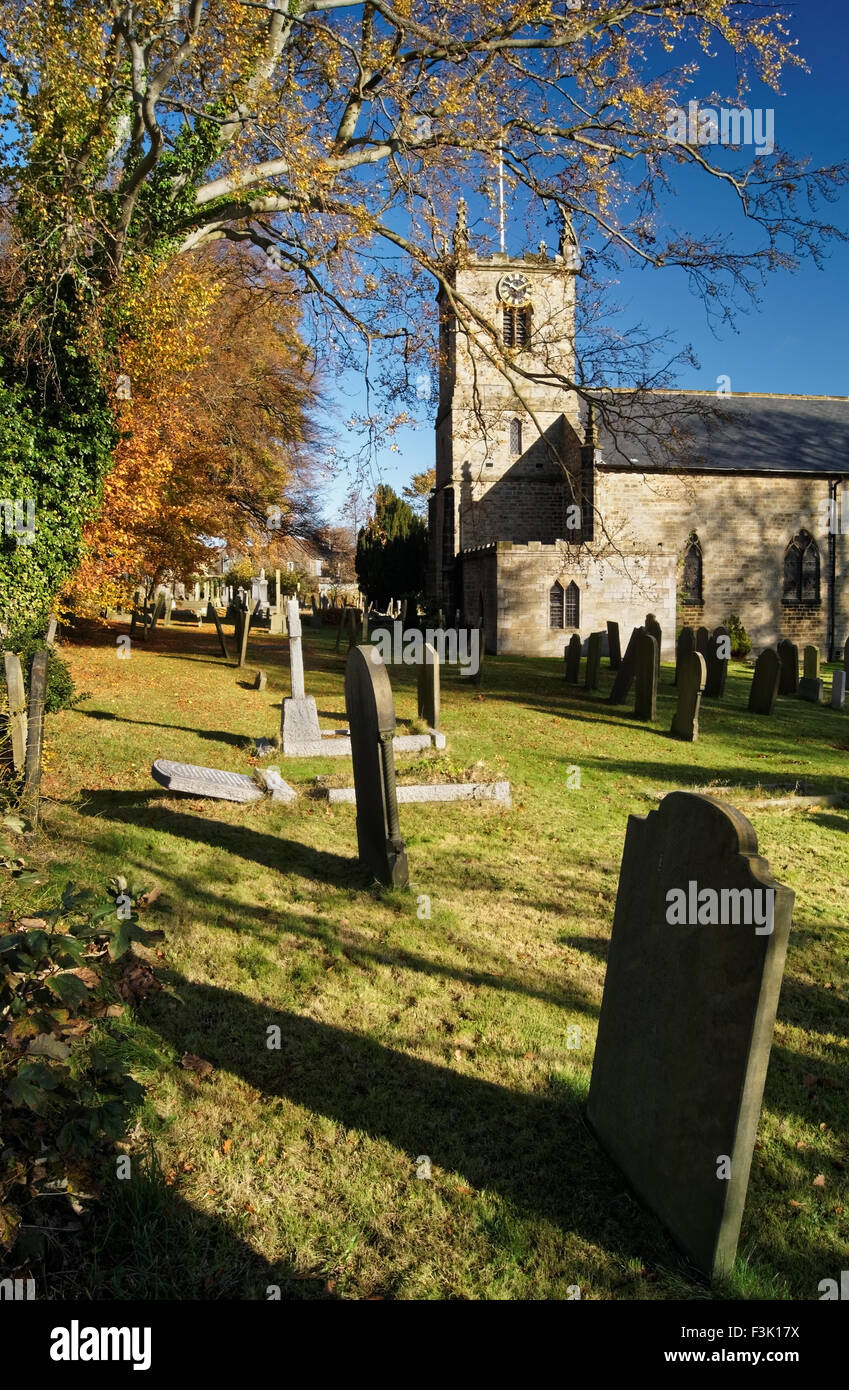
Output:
587 392 849 476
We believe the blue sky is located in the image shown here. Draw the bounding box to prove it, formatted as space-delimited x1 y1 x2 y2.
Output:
321 1 849 522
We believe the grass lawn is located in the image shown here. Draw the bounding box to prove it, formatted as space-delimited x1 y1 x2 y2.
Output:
8 617 848 1300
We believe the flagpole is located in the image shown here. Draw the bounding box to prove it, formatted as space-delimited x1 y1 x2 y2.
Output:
498 137 506 252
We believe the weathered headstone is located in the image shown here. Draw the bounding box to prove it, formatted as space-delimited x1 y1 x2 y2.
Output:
634 630 657 721
281 599 322 752
585 631 603 691
148 593 166 632
803 645 820 680
607 621 621 671
153 758 265 802
564 633 581 683
695 625 710 662
704 626 729 698
844 635 849 678
674 627 695 687
417 642 440 730
310 596 321 629
162 596 173 627
587 791 794 1279
748 649 781 716
208 604 232 662
830 671 846 710
798 676 823 704
21 649 48 822
608 627 640 705
670 651 706 741
2 651 28 772
344 645 409 887
238 610 252 668
644 614 662 684
254 670 267 692
44 616 58 646
777 639 798 696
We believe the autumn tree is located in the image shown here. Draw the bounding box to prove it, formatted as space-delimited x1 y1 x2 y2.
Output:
0 1 845 623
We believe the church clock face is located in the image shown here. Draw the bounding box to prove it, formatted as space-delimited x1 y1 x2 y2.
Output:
497 272 531 306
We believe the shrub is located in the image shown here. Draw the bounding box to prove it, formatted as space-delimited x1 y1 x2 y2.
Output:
724 613 752 659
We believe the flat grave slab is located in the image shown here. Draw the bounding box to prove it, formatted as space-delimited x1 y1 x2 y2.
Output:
317 779 511 806
152 758 295 804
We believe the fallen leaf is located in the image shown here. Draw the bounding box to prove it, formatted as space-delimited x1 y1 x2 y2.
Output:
72 967 100 988
454 1184 474 1196
182 1053 214 1080
221 1138 232 1155
813 1174 827 1188
788 1200 803 1210
17 916 48 930
796 1140 807 1150
523 1052 535 1060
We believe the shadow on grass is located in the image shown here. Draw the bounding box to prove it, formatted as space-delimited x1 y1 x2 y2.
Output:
77 710 250 750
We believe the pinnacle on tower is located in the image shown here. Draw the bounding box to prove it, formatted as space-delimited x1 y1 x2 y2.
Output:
452 198 471 257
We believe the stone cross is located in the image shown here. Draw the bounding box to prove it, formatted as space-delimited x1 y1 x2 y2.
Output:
587 791 794 1278
670 651 705 741
748 649 781 716
608 627 640 705
777 639 798 695
345 644 409 887
287 598 305 700
2 651 28 772
417 642 440 730
606 621 621 671
803 645 820 680
634 629 657 721
831 671 846 710
585 631 603 691
704 625 729 698
564 633 581 683
674 627 695 687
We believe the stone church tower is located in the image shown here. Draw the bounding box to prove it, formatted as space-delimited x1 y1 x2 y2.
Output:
428 205 849 660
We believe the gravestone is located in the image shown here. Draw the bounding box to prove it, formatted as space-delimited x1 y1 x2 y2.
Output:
587 791 794 1278
634 630 657 721
803 645 820 680
310 597 321 630
254 670 267 692
585 631 603 691
162 597 173 627
704 626 729 698
416 642 440 730
238 610 251 668
208 604 232 662
777 639 798 695
831 671 846 710
281 599 322 752
564 633 581 683
44 616 58 646
644 614 662 684
695 626 710 662
670 651 705 741
798 677 823 704
152 758 295 804
748 649 781 716
844 635 849 678
2 651 28 772
148 593 166 632
21 649 48 822
344 645 409 887
608 627 640 705
674 627 695 687
607 621 621 671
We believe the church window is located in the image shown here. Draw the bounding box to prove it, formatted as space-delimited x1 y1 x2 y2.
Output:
549 582 564 628
564 581 580 628
783 531 819 604
502 306 530 348
681 537 702 604
509 418 522 456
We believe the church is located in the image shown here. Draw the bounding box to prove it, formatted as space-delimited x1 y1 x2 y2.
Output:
427 206 849 663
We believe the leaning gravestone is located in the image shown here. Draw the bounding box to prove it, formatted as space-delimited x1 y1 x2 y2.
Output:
777 638 798 696
21 649 48 823
585 631 603 691
345 645 409 887
587 791 794 1278
607 621 621 671
670 651 705 741
2 651 28 772
281 599 323 752
644 614 662 684
564 633 581 683
417 642 440 730
704 626 729 698
634 629 657 721
608 627 640 705
831 671 846 710
695 625 710 662
238 610 252 669
748 649 781 716
254 670 267 692
798 676 823 704
674 627 695 687
208 604 232 662
803 645 820 680
152 758 295 803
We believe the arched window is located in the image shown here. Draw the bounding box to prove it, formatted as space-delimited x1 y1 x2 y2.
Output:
681 537 703 604
564 581 580 628
783 531 820 605
509 418 522 456
502 306 530 348
549 582 564 628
